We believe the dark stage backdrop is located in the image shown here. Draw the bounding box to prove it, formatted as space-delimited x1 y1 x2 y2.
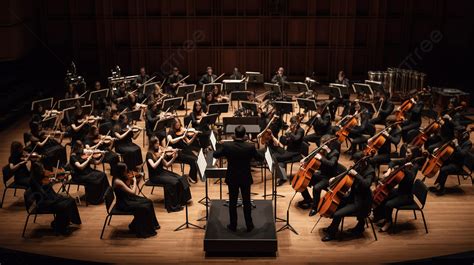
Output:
2 0 473 89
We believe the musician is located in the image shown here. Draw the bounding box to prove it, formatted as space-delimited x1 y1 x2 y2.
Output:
8 141 30 188
329 70 350 119
69 105 91 144
113 162 160 238
146 102 166 143
372 147 422 232
335 70 350 87
321 158 374 242
304 102 332 146
230 67 243 80
91 81 108 116
27 121 67 170
167 118 199 183
112 82 128 111
198 66 217 85
272 116 305 186
65 83 79 99
148 84 163 106
425 99 460 153
213 125 264 232
113 114 143 171
84 125 120 178
202 91 218 112
430 126 472 196
28 161 81 235
346 109 374 156
146 137 191 212
70 141 110 205
370 92 394 125
299 135 342 212
271 67 287 89
165 67 184 96
400 96 424 143
189 101 211 149
212 85 229 103
135 66 150 86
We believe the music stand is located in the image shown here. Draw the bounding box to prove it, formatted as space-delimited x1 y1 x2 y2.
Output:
360 101 377 114
186 90 202 104
162 97 183 113
352 83 373 96
272 155 287 223
200 113 219 128
177 85 196 115
31 97 53 111
203 83 222 95
142 82 158 96
41 116 57 130
229 91 251 110
82 104 93 116
153 117 174 132
222 79 246 94
245 72 264 83
273 101 293 115
207 102 229 116
296 98 317 113
264 82 281 96
58 97 85 111
241 101 258 116
124 109 142 123
288 82 309 94
88 89 109 101
365 80 385 96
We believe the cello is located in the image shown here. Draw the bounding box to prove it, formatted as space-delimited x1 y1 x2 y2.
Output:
421 127 474 178
318 156 369 218
395 98 416 122
363 122 401 156
335 111 363 143
291 136 338 192
372 162 413 207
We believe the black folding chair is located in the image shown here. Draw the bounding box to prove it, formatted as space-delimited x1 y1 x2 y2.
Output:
394 179 429 233
22 190 56 237
1 164 28 208
100 187 134 239
340 215 377 241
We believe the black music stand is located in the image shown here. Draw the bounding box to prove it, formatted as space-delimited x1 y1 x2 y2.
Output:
187 90 203 104
89 89 109 101
58 97 85 111
273 101 293 115
288 82 309 94
223 79 245 94
203 83 222 94
329 86 343 99
200 113 219 128
360 101 377 115
264 83 281 97
245 72 264 84
230 91 251 110
82 104 93 116
241 101 258 115
177 85 195 115
41 116 57 130
162 97 183 113
296 98 317 114
124 109 142 122
352 83 373 96
277 190 299 235
31 98 53 111
207 103 229 116
273 158 287 223
142 82 158 96
153 117 174 133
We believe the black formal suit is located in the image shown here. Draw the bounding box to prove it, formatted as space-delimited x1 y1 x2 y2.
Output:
199 74 217 85
213 139 264 229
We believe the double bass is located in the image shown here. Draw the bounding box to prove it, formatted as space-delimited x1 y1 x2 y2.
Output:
318 156 369 218
421 128 474 178
372 162 413 207
291 136 338 192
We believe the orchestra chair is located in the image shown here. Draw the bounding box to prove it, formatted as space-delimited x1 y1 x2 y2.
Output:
1 165 28 208
393 179 429 233
100 187 134 239
142 165 165 197
457 152 474 186
22 189 56 238
65 169 88 206
287 141 309 176
340 215 377 241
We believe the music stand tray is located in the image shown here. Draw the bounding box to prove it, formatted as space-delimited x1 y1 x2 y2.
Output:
162 97 183 112
245 72 264 84
296 98 317 112
82 104 93 115
153 117 174 132
208 103 229 115
223 79 246 94
352 83 373 95
124 109 142 122
200 113 219 127
241 101 258 113
203 83 223 94
187 90 203 103
177 85 196 98
58 97 85 111
89 89 109 101
264 83 281 95
230 91 251 101
273 101 293 115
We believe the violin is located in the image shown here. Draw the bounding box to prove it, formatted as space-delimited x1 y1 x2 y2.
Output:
42 168 70 185
291 137 338 192
81 149 106 160
395 98 416 122
79 115 102 124
372 163 413 207
335 111 362 143
421 128 474 178
318 156 369 218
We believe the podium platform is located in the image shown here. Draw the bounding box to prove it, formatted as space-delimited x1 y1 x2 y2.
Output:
204 200 277 256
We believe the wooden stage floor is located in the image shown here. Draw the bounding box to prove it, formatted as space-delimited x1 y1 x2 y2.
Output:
0 105 473 264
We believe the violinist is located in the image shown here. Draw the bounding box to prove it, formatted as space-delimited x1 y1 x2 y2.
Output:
400 95 424 143
148 84 164 105
112 82 128 110
299 135 342 213
113 162 160 238
113 114 144 171
28 161 81 235
85 125 120 178
370 91 394 125
91 81 108 116
28 121 67 170
198 66 217 85
430 126 472 196
146 137 191 212
135 66 150 87
146 102 165 143
8 141 31 188
70 104 91 145
65 83 79 99
212 85 229 103
125 93 146 111
321 158 374 242
229 67 243 80
304 102 332 146
273 116 305 186
166 67 184 96
189 101 211 149
70 141 110 205
167 118 200 183
202 91 218 112
372 146 423 232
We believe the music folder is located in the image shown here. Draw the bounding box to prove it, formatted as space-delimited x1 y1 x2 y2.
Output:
124 109 142 122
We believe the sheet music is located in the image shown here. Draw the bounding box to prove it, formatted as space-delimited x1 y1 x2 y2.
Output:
265 147 273 174
210 131 217 151
197 149 207 180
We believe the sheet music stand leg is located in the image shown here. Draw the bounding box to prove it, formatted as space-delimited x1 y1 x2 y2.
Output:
197 177 210 221
276 191 298 235
273 165 286 223
174 202 203 231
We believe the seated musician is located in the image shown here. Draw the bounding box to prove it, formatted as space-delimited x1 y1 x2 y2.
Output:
329 70 350 120
69 104 91 145
91 81 108 116
271 67 287 89
146 102 166 143
70 141 110 205
198 66 217 85
372 146 423 232
303 102 332 146
28 121 67 170
321 158 374 242
112 82 128 111
113 162 160 238
84 125 120 178
229 67 243 80
272 116 305 186
425 98 461 153
202 91 218 112
28 160 81 235
430 126 472 196
400 95 424 143
65 83 79 99
8 141 31 188
189 101 211 149
113 114 143 172
369 91 394 125
135 66 150 86
148 84 163 105
167 118 200 184
146 137 191 212
298 135 342 212
166 67 184 96
346 108 374 156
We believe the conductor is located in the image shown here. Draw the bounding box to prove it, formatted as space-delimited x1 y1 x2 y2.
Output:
213 125 263 232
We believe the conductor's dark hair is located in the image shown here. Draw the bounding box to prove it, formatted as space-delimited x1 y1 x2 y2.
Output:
235 125 246 139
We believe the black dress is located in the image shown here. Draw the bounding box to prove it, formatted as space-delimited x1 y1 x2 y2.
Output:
114 124 143 170
84 138 120 178
28 162 81 234
70 154 110 205
169 130 199 182
113 184 159 238
9 154 30 187
146 152 191 212
36 137 68 170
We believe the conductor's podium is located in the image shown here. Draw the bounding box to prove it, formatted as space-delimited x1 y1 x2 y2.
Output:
204 200 277 256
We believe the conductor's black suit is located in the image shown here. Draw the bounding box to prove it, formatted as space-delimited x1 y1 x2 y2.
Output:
213 139 263 230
